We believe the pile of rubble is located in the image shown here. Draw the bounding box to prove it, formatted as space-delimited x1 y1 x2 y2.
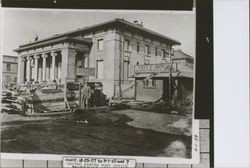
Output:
1 84 26 114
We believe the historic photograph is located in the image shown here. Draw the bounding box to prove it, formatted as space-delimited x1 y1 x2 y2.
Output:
1 9 197 163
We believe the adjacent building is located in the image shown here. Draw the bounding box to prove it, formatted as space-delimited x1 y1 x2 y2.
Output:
2 55 18 84
173 50 194 69
14 18 182 99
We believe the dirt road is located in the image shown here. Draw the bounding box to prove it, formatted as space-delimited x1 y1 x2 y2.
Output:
1 110 192 158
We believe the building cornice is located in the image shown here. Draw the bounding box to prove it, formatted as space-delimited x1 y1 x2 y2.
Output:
14 37 92 52
14 18 181 53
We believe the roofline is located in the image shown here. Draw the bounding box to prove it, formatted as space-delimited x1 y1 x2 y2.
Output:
173 50 194 59
14 37 92 52
116 19 181 45
172 57 194 60
2 55 18 57
15 18 181 52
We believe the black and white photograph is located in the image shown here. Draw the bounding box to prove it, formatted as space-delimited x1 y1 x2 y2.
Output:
1 8 199 164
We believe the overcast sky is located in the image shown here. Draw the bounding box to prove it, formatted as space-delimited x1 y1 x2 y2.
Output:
2 9 195 56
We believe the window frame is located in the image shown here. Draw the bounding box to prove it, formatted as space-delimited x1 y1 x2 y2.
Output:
123 60 130 80
124 39 130 51
162 49 166 58
155 47 158 56
137 42 140 53
96 60 104 79
145 45 150 55
97 38 104 51
143 79 156 89
6 63 11 71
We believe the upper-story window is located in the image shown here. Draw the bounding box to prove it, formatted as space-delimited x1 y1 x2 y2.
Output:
155 47 158 56
145 45 150 55
97 39 104 50
96 60 104 79
162 49 166 58
6 63 11 71
137 42 140 53
124 39 130 51
123 60 129 80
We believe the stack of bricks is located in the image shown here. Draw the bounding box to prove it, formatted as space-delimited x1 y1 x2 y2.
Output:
0 120 210 168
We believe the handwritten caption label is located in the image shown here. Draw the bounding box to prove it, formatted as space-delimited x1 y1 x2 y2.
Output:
63 157 136 168
194 134 199 152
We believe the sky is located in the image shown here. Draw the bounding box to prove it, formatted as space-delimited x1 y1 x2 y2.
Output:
1 9 195 56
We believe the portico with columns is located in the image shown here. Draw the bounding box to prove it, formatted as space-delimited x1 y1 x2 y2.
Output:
15 37 92 84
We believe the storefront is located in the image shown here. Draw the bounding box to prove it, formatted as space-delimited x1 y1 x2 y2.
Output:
132 63 194 106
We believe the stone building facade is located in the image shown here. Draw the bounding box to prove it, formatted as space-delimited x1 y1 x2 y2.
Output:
2 55 18 84
14 19 180 99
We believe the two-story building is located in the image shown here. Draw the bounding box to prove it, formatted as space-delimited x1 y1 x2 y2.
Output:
173 50 194 69
14 18 181 99
2 55 18 84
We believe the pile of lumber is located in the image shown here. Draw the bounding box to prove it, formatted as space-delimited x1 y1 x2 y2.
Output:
1 91 25 114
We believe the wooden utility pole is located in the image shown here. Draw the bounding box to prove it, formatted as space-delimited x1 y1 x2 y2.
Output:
168 45 173 103
64 78 69 109
118 29 123 99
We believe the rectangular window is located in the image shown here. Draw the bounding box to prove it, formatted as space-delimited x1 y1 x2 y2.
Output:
143 79 156 88
6 63 11 71
124 39 130 51
96 60 104 79
145 45 150 55
137 42 140 53
97 39 104 50
123 61 129 79
162 49 166 58
155 48 158 56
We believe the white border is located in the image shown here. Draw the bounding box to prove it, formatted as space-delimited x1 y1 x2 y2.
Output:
1 8 199 164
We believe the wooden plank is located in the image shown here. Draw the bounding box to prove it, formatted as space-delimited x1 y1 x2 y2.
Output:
192 153 210 168
48 160 62 168
136 162 144 168
23 160 47 168
168 164 192 168
199 120 210 129
200 129 210 153
144 163 167 168
1 159 23 168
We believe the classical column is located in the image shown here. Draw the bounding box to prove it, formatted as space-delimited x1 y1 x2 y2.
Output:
51 51 57 81
17 55 24 84
22 57 26 83
26 56 31 83
84 53 89 68
42 53 48 81
34 55 40 82
57 53 62 81
38 58 43 82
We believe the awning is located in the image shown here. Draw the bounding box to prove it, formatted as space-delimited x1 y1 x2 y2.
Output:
131 70 193 79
